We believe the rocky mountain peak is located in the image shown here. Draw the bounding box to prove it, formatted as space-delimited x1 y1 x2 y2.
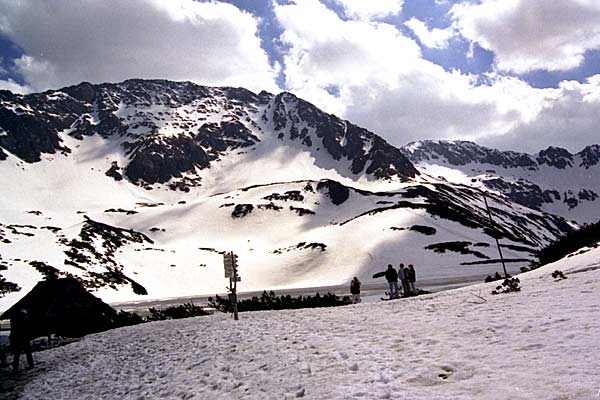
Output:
578 144 600 169
267 91 418 180
0 79 418 190
536 146 573 169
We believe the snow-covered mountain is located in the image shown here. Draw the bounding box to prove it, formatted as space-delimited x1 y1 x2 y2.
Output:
401 140 600 224
0 80 575 308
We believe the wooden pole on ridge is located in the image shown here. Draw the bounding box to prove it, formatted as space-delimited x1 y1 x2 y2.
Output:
483 193 508 278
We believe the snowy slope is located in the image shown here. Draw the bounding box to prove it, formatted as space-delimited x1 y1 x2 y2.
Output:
11 242 600 399
0 81 575 309
402 140 600 224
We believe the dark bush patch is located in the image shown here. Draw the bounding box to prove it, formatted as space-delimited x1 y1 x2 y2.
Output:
209 290 350 313
232 204 254 218
425 241 489 259
289 206 315 216
551 270 567 281
409 225 436 235
104 208 137 215
273 242 327 254
147 302 209 321
258 203 283 211
264 191 304 202
491 277 521 295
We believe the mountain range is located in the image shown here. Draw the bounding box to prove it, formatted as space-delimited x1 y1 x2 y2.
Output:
0 79 588 307
401 140 599 224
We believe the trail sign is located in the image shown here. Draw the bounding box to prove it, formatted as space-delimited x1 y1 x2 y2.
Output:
223 251 240 320
223 254 234 277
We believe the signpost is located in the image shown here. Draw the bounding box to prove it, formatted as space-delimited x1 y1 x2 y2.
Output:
223 251 240 320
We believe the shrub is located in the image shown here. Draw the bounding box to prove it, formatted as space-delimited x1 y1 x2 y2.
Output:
551 270 567 281
146 302 210 321
114 310 144 327
491 277 521 295
208 290 351 313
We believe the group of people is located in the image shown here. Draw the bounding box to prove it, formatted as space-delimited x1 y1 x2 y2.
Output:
349 263 418 303
385 263 417 299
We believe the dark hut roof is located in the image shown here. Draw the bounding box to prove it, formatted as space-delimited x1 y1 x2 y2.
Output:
1 277 118 338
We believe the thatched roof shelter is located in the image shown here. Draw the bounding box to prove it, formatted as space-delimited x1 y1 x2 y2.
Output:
0 277 118 338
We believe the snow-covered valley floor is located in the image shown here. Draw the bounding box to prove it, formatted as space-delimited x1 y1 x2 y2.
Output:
7 247 600 400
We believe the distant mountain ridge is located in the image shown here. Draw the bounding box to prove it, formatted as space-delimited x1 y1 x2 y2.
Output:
401 140 600 224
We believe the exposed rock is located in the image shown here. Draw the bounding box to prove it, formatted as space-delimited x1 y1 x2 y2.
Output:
105 161 123 181
424 241 489 259
232 204 254 218
289 206 315 216
536 146 573 169
264 191 304 202
409 225 437 235
578 145 600 168
317 180 349 205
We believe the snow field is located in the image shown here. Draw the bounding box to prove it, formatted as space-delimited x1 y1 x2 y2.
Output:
15 247 600 399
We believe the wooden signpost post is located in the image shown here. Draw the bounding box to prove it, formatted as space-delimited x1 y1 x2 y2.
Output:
223 252 240 320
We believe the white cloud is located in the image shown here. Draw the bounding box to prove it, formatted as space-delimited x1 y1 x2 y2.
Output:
274 0 421 104
482 76 600 152
0 79 31 94
273 0 600 153
405 17 454 49
329 0 403 20
0 0 279 92
451 0 600 73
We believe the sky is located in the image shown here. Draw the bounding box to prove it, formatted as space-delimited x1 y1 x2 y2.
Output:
1 0 600 153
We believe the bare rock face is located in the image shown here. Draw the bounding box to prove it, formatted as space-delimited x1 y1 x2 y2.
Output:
269 92 418 181
105 161 123 181
536 146 573 169
317 180 350 205
579 145 600 168
0 91 73 162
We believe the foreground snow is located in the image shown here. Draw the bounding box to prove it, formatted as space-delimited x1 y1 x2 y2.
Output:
14 247 600 399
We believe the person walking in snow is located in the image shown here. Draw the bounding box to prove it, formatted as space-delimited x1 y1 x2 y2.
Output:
10 308 34 373
350 277 361 304
407 264 417 295
385 264 399 299
398 263 410 297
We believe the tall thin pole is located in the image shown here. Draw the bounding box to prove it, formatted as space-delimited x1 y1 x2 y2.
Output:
483 193 508 277
231 251 239 321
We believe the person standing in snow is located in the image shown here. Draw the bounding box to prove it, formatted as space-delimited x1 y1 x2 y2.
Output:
407 264 417 295
10 308 34 373
398 263 410 297
350 277 361 304
385 264 399 299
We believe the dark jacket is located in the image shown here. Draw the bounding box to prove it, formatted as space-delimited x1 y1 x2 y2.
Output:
385 267 398 282
350 279 361 294
408 268 416 283
10 310 33 348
